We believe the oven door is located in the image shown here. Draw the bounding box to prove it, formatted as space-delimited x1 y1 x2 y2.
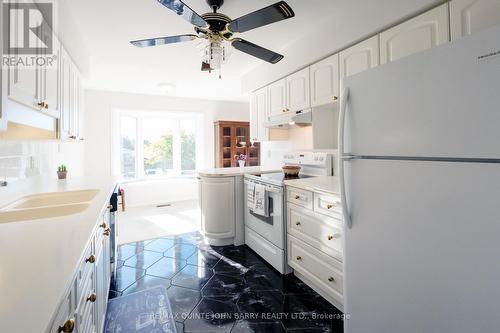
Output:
244 180 284 249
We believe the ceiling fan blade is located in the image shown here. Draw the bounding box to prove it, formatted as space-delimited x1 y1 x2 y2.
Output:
227 1 294 33
131 34 198 47
232 39 284 64
156 0 209 28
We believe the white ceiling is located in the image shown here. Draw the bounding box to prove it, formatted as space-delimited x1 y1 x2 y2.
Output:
64 0 442 102
64 0 341 101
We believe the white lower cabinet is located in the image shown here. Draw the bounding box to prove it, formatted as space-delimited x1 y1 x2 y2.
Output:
286 186 344 310
380 4 450 64
199 176 235 241
46 207 112 333
450 0 500 40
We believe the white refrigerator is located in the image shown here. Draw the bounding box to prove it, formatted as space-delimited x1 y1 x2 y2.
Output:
339 26 500 333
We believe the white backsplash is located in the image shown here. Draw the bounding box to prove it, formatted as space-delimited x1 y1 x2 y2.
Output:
0 141 85 183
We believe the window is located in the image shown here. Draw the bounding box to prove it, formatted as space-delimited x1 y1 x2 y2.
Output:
118 111 201 180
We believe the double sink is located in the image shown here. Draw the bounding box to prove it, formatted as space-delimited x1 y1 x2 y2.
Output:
0 189 99 223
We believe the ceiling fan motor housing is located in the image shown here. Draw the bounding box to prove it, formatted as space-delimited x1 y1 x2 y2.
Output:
206 0 224 11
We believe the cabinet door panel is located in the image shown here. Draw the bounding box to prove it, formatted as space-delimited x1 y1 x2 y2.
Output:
268 78 287 116
60 48 72 139
380 4 449 64
310 54 340 107
7 2 40 110
339 36 380 80
255 88 269 142
286 67 310 112
200 177 235 239
450 0 500 40
250 94 258 142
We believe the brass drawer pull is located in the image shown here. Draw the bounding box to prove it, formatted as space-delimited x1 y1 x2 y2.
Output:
333 96 338 101
58 319 75 333
104 228 111 236
86 293 97 303
326 204 334 209
107 204 113 209
295 221 301 226
328 234 340 241
85 254 96 263
100 222 107 229
328 277 335 283
296 256 302 261
294 195 301 200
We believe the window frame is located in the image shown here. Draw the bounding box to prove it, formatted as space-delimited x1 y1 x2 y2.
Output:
115 109 203 181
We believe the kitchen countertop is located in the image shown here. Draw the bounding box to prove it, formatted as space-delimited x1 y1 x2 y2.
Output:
284 176 341 195
0 177 117 333
197 166 280 177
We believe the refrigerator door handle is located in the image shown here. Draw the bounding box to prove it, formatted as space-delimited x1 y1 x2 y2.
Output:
339 87 352 229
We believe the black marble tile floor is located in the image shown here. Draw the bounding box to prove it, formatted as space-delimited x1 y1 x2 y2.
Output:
109 232 344 332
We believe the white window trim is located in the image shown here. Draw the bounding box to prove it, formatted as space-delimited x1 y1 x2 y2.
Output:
111 109 204 181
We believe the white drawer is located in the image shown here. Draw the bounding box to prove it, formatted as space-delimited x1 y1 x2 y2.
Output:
288 235 343 299
287 187 313 209
76 267 96 332
245 227 286 274
288 203 343 261
314 192 342 219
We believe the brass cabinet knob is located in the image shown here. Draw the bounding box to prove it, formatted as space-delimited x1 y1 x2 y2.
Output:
296 256 302 261
328 277 335 282
295 195 300 200
326 204 334 209
295 221 301 226
100 222 107 229
37 101 49 109
333 96 339 101
327 235 334 240
85 254 96 263
86 293 97 303
107 204 113 210
104 228 111 236
58 319 75 333
69 135 77 139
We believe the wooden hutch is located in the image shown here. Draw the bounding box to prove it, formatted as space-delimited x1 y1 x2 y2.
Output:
214 121 261 168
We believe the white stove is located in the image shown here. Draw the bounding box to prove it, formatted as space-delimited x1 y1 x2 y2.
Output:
244 151 335 274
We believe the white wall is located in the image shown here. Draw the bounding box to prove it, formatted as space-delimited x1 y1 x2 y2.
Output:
0 141 85 182
84 90 249 206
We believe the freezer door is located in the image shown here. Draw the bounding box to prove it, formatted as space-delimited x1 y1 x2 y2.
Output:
343 159 500 333
343 26 500 159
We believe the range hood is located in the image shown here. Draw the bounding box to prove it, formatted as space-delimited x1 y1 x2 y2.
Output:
264 109 312 128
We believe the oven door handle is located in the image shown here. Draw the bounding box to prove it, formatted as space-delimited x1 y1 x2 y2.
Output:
244 180 282 194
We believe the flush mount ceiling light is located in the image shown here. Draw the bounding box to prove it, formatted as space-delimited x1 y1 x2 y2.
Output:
130 0 295 78
157 82 176 94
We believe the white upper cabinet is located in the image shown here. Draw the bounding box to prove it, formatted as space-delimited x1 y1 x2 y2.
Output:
60 48 72 139
40 37 60 119
268 78 287 117
255 87 269 142
450 0 500 40
339 36 380 80
8 3 40 111
380 4 450 64
310 54 340 107
286 67 310 112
